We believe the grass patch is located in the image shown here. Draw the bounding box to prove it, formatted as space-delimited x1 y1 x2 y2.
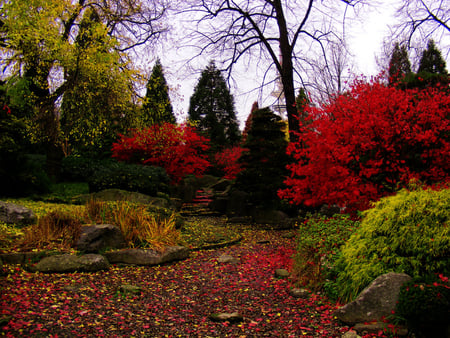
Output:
181 216 242 249
35 182 89 203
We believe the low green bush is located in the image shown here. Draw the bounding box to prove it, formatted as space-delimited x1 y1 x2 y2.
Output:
335 186 450 302
292 214 358 294
87 161 169 196
396 274 450 338
0 153 51 197
61 156 112 182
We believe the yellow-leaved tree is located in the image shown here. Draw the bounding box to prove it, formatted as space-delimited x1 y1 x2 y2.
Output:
0 0 168 177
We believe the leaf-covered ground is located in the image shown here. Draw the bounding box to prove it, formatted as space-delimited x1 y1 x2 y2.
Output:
1 224 390 337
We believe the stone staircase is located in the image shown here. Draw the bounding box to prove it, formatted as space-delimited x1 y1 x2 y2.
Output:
180 188 220 217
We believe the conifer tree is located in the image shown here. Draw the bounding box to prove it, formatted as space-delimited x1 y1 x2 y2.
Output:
418 40 448 75
388 42 411 85
402 40 449 90
188 61 241 150
242 101 258 143
235 107 289 207
142 59 175 126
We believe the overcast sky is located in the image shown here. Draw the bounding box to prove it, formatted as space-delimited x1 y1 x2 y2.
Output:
140 1 449 129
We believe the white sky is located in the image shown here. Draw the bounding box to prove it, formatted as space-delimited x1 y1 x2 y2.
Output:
142 1 448 129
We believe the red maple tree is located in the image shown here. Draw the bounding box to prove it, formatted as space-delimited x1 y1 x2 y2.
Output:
279 78 450 210
214 146 246 179
112 123 210 183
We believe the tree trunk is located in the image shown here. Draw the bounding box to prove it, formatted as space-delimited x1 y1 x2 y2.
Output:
273 0 299 139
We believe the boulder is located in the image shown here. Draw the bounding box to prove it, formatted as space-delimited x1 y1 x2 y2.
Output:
73 189 169 206
341 330 361 338
0 201 36 226
76 224 126 253
104 246 189 266
319 204 341 217
335 272 412 325
33 254 110 273
353 322 409 336
226 190 250 217
289 288 310 298
209 179 232 192
119 284 142 294
251 208 290 226
217 254 239 264
209 312 243 323
274 268 290 278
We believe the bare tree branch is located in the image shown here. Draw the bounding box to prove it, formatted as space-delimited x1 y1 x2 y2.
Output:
182 0 363 134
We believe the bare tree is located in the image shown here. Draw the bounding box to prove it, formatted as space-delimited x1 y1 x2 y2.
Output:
182 0 364 134
306 40 355 103
394 0 449 57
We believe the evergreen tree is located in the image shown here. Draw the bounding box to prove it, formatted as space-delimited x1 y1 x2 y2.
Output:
388 42 411 85
418 40 448 75
188 61 241 150
142 59 175 126
235 107 289 207
296 87 310 124
242 101 258 143
402 40 449 90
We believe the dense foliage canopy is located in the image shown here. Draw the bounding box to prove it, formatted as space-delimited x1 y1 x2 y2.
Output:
280 78 450 210
112 123 210 184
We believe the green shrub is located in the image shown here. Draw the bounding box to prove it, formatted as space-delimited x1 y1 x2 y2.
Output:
396 274 450 338
87 161 169 196
0 153 51 197
335 186 450 302
61 156 112 182
292 214 358 293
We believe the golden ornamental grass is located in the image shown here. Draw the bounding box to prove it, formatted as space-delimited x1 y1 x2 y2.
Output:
20 199 180 252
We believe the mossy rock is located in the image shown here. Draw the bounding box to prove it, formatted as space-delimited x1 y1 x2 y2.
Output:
73 189 170 206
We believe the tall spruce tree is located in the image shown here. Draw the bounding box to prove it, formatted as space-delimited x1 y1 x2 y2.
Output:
188 61 241 150
142 59 175 126
235 107 289 207
403 40 449 89
388 42 411 85
418 40 448 75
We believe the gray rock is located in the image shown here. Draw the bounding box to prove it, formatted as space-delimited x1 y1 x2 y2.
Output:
104 246 189 266
217 254 239 264
341 330 361 338
353 322 409 336
319 204 341 217
119 284 142 294
74 189 165 205
209 312 243 323
76 224 126 253
274 268 290 278
289 288 310 298
335 272 412 325
209 179 232 192
252 208 289 225
33 254 110 273
0 201 36 226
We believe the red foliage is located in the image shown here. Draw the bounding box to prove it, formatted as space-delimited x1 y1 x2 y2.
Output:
280 77 450 210
112 123 210 183
2 104 11 115
214 146 246 179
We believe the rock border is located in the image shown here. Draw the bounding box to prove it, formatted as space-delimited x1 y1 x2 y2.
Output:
1 246 190 273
